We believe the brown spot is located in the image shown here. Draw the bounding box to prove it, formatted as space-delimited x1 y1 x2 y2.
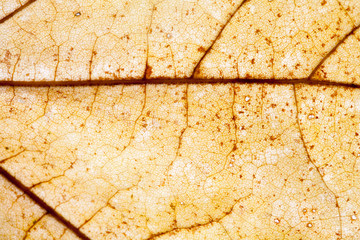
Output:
4 50 11 61
197 46 206 52
146 65 153 78
330 91 338 98
0 50 12 70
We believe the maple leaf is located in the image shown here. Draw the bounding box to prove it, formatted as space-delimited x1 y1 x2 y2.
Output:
0 0 360 239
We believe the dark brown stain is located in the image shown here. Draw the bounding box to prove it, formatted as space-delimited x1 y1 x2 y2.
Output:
0 50 12 70
0 167 91 240
197 46 206 52
145 65 153 78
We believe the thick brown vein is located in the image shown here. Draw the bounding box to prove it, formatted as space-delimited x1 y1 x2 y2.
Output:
0 0 37 24
0 166 91 240
1 78 360 88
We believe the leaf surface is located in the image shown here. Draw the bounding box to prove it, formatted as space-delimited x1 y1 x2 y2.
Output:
1 0 360 239
0 174 81 239
0 0 31 20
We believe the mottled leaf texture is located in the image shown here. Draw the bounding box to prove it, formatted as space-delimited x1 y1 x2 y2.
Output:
1 0 360 240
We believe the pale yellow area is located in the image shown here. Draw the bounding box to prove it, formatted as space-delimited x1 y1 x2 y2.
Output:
195 0 359 79
313 28 360 84
339 0 360 26
0 84 351 239
0 0 153 82
147 0 244 78
0 175 80 239
0 175 45 239
25 215 81 240
0 0 359 82
0 0 246 82
1 0 360 239
0 0 29 20
296 85 360 239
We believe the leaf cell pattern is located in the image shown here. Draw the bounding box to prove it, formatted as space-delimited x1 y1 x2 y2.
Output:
1 0 360 239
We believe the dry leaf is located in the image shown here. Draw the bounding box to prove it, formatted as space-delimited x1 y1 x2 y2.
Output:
1 0 360 239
